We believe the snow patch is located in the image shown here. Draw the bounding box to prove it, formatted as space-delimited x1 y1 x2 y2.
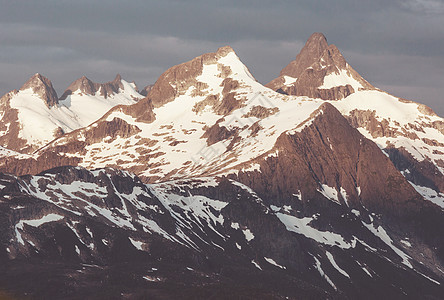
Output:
276 213 355 249
311 255 337 290
326 251 350 278
320 69 363 91
129 237 144 251
251 260 262 270
409 182 444 209
243 229 254 242
264 257 286 269
318 184 340 204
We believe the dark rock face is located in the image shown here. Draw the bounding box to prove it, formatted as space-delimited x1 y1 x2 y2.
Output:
60 74 125 100
267 33 374 100
0 166 443 299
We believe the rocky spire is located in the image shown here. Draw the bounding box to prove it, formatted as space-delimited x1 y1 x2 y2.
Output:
280 32 329 78
20 73 59 107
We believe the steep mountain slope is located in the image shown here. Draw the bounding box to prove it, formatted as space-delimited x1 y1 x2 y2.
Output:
1 166 443 298
329 91 444 207
266 33 444 211
0 74 142 153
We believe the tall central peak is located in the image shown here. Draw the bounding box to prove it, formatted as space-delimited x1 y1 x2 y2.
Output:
19 73 59 108
280 32 328 78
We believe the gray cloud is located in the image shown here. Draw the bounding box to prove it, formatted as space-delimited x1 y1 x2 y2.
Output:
0 0 443 115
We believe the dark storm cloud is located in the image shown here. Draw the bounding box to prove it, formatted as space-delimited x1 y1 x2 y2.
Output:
0 0 443 115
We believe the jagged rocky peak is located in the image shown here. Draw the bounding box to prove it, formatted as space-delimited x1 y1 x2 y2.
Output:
267 33 374 100
19 73 59 107
146 45 251 108
60 74 125 100
280 32 329 78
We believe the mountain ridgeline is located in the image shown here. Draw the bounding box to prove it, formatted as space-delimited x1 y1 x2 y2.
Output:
0 33 443 299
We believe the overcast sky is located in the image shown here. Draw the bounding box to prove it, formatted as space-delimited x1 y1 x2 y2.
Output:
1 0 443 115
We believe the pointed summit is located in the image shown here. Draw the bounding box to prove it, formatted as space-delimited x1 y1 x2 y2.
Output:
20 73 59 107
280 32 328 78
113 74 122 82
267 33 374 100
60 76 94 100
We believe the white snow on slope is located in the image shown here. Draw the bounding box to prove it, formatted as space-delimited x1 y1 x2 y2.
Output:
283 75 297 86
46 50 325 181
243 228 255 242
320 68 362 91
326 251 350 278
15 214 64 245
332 90 427 125
129 237 144 251
59 79 140 126
264 257 286 269
331 90 444 176
8 79 141 148
149 179 230 248
10 88 81 146
276 212 355 249
251 260 262 270
311 254 337 290
318 184 340 204
361 221 412 268
409 182 444 209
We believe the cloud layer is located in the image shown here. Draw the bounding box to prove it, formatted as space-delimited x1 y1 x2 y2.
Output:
0 0 443 115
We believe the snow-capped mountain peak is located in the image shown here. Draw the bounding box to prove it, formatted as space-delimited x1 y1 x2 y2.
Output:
267 33 374 100
146 45 256 110
0 74 143 153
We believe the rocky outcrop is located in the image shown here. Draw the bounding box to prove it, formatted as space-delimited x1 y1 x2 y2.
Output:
146 46 236 108
279 32 329 79
20 73 59 107
267 33 374 100
139 84 154 96
60 74 125 100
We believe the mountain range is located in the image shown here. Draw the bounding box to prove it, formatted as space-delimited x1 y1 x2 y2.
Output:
0 33 443 299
